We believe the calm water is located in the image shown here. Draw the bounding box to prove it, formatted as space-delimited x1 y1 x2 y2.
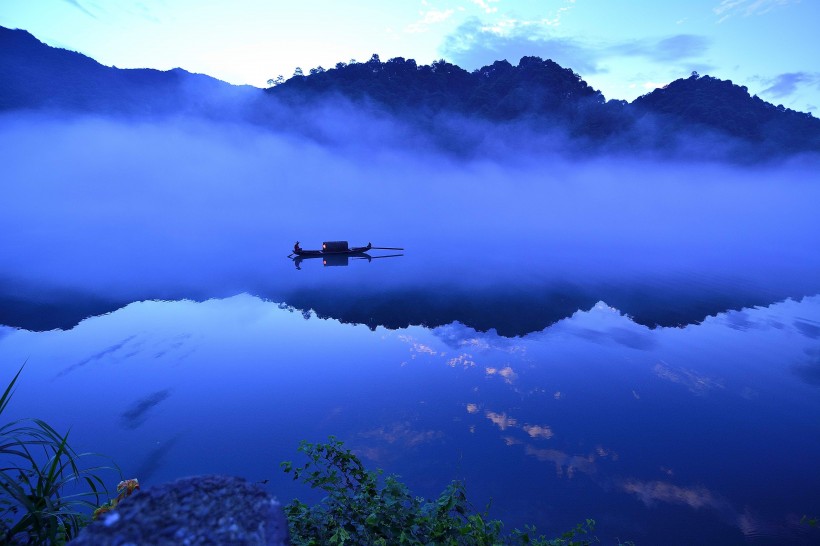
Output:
2 116 820 544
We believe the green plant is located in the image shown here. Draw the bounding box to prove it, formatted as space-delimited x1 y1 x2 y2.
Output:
281 436 599 545
0 366 118 545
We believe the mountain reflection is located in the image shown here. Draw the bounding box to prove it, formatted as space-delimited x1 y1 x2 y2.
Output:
0 294 819 545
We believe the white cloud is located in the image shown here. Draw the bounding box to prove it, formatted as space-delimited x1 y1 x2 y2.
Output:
642 81 668 90
714 0 797 22
406 8 456 33
470 0 499 14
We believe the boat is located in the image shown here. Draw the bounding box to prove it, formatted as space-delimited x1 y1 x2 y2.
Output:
288 241 405 269
291 241 372 256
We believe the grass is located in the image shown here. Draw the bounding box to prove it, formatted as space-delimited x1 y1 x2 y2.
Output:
0 365 119 545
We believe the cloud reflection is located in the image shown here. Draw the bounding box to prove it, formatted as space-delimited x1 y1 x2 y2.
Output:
358 422 444 448
481 408 554 443
522 424 553 439
621 478 727 510
792 346 820 387
794 319 820 339
485 411 517 431
120 389 171 429
547 302 656 351
55 334 139 378
485 365 517 384
398 334 441 356
448 353 476 368
619 477 770 538
653 361 724 395
524 445 596 478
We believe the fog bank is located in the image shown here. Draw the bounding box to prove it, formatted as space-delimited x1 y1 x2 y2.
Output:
1 111 819 328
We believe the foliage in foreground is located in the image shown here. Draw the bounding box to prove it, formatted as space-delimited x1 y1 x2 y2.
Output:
0 366 118 545
281 437 599 545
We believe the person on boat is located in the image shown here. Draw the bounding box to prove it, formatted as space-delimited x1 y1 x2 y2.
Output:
293 241 302 254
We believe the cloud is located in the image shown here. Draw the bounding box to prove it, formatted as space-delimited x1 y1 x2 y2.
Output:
470 0 500 14
714 0 797 22
440 19 710 76
440 17 602 74
610 34 711 63
760 72 820 99
59 0 97 19
405 8 456 33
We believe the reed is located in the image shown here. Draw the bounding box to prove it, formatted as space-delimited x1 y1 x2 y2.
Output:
0 365 118 545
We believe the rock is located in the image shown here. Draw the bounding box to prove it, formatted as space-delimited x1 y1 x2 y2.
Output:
71 475 290 545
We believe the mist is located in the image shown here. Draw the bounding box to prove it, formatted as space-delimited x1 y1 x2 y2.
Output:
2 104 819 331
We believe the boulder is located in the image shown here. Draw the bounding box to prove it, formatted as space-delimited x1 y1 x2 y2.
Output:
71 475 290 545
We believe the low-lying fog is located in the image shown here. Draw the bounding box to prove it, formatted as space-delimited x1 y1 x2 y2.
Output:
2 110 819 324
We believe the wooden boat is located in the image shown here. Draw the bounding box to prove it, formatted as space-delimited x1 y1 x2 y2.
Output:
291 241 372 256
289 241 404 269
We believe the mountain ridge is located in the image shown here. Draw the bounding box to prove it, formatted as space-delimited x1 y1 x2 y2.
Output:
0 26 254 117
2 25 819 159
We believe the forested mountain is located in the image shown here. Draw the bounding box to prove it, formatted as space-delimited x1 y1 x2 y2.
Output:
3 25 819 159
0 26 254 117
632 74 820 155
270 54 820 157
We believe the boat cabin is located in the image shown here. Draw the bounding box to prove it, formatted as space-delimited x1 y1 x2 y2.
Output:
322 241 349 252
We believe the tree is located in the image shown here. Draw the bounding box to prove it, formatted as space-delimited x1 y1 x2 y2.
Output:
293 67 304 77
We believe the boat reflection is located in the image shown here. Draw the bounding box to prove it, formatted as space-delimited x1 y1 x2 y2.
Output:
291 252 404 269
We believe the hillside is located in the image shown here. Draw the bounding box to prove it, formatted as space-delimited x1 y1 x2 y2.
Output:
632 72 820 154
269 55 820 157
2 25 819 159
0 26 254 118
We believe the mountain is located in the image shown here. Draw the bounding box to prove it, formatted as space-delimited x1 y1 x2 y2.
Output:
269 54 627 141
2 25 819 159
632 73 820 155
0 26 255 118
269 54 820 158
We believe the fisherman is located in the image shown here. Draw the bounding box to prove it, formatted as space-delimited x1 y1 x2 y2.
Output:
293 241 302 254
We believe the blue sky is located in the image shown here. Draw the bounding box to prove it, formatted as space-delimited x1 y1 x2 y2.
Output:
2 0 818 113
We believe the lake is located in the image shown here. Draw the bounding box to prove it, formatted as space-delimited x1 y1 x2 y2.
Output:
1 116 819 544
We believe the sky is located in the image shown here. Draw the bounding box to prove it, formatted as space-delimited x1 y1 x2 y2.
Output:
2 0 819 113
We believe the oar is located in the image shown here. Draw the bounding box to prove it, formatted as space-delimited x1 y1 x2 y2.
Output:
370 246 404 250
353 253 404 260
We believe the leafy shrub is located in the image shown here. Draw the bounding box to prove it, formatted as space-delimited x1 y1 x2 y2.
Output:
281 436 598 545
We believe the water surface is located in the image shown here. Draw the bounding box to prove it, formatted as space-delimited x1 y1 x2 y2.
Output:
1 115 819 544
